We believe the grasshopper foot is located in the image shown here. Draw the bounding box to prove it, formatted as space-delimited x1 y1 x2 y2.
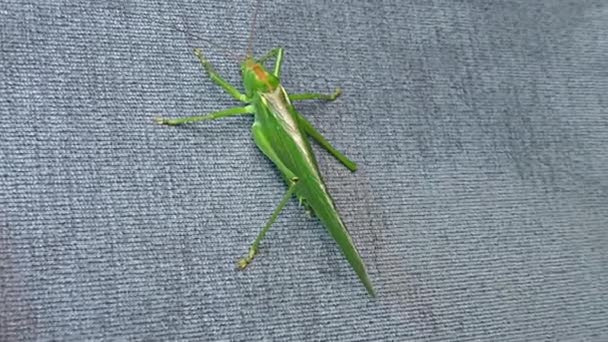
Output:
193 48 209 63
154 117 178 126
237 248 257 270
329 87 342 101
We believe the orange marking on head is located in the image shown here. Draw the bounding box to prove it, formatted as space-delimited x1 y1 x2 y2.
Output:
252 63 273 90
252 64 267 80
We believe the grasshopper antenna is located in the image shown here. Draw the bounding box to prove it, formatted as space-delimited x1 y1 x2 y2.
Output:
171 20 241 64
119 8 241 64
246 0 261 58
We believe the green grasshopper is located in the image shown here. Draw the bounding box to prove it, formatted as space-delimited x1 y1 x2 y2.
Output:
154 13 374 296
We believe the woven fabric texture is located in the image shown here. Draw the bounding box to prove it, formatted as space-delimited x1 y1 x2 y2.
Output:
1 1 607 340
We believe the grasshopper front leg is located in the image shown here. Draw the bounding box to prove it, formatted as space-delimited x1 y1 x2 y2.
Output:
193 48 249 103
257 47 284 78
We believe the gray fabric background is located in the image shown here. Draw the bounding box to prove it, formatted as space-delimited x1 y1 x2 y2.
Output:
1 0 607 341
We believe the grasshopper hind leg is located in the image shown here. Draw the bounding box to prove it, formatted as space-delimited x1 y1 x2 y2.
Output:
298 196 315 218
238 124 301 269
237 180 299 269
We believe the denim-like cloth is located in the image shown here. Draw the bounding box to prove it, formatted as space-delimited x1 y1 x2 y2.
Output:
1 1 607 340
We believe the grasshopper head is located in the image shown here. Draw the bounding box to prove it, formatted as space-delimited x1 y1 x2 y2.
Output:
241 57 279 97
